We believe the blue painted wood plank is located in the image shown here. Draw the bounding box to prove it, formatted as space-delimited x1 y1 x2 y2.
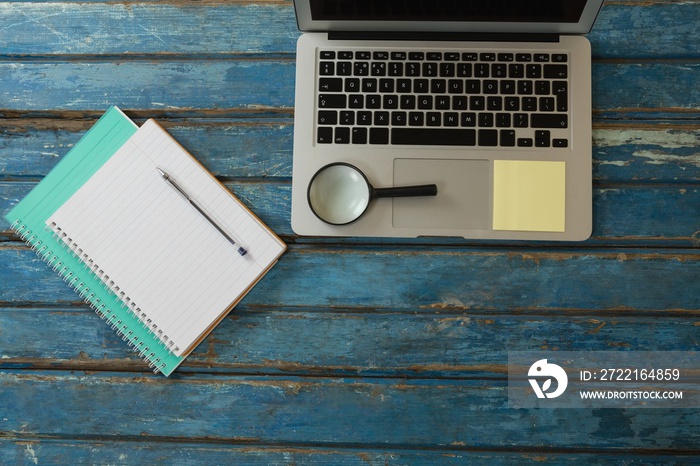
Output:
1 307 699 377
0 2 697 59
0 62 698 115
1 370 699 449
1 121 698 182
0 246 697 311
1 439 696 465
4 182 699 242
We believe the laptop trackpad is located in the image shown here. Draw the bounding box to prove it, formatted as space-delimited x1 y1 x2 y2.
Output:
393 158 490 230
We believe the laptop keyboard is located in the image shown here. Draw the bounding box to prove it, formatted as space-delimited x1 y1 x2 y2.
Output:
316 49 570 148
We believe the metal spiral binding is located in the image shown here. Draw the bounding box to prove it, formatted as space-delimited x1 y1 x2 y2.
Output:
11 219 173 374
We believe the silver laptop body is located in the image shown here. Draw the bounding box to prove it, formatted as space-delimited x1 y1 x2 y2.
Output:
291 0 605 240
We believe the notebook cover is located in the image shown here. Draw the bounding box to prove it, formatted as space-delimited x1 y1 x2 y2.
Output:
5 107 184 375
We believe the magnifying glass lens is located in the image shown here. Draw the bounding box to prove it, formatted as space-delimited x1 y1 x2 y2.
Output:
308 164 370 225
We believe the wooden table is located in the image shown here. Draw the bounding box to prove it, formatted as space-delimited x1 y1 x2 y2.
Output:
1 1 699 463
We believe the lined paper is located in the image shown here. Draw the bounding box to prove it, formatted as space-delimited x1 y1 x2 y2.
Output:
47 120 286 356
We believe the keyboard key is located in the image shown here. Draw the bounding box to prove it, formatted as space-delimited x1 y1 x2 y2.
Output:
480 53 496 61
392 111 407 126
431 79 447 93
462 52 478 61
339 51 354 59
318 111 337 125
391 51 407 60
500 130 516 146
461 113 476 127
418 96 433 109
534 53 550 62
478 129 498 146
339 111 354 125
444 113 459 126
353 62 369 76
362 78 377 92
352 127 368 144
345 78 360 92
409 52 424 60
539 97 555 112
355 51 370 59
452 96 468 110
320 51 335 59
535 80 550 95
392 128 476 145
409 112 424 126
448 79 464 94
531 114 568 128
517 138 533 147
320 62 334 75
553 81 568 112
374 112 390 125
371 62 386 76
319 78 342 92
435 96 450 110
553 138 569 147
357 111 372 125
516 53 532 62
544 64 568 79
526 64 541 78
470 96 485 111
552 54 568 63
479 113 494 127
366 95 381 108
514 113 529 128
373 51 389 60
370 128 389 144
423 62 438 77
400 95 416 109
348 94 363 108
383 95 399 109
318 94 346 108
388 62 404 76
379 79 395 93
496 113 511 127
337 62 352 75
334 127 350 144
535 130 551 147
522 97 537 111
318 127 333 143
492 63 507 78
427 112 441 126
498 53 514 62
508 64 524 78
487 96 503 111
411 79 427 93
453 64 469 79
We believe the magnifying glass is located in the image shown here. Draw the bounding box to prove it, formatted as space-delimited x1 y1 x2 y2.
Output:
307 162 438 225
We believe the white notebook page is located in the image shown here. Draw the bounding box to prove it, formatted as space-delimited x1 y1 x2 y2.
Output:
47 120 285 356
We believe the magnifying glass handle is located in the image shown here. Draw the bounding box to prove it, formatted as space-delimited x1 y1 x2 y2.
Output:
373 184 438 199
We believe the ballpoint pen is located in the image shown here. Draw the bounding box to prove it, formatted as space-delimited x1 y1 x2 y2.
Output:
157 168 247 256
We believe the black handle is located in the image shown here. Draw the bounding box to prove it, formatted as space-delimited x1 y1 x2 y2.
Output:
372 184 438 199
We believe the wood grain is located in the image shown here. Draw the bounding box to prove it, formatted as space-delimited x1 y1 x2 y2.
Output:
1 0 699 463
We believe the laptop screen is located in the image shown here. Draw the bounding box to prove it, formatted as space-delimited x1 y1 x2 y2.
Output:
309 0 588 23
295 0 604 34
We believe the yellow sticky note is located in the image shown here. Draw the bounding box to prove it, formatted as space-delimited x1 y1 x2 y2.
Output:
493 160 566 232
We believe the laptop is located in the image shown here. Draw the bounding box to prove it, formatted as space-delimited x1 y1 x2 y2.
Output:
291 0 604 240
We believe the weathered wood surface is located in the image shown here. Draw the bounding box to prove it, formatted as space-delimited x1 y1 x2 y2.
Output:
1 0 699 464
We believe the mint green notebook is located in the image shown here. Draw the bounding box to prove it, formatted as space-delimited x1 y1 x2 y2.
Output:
5 107 184 375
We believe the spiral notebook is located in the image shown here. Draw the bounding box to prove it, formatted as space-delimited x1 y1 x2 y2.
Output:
5 107 286 376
